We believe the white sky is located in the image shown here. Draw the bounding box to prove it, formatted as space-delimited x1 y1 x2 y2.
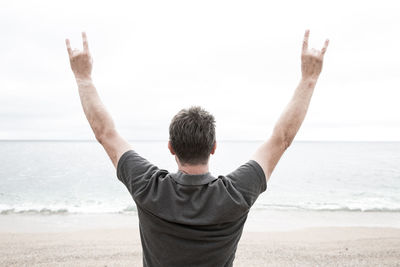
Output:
1 0 399 141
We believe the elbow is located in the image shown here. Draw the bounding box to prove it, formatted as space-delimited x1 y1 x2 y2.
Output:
95 129 117 144
282 136 293 150
273 128 294 150
95 133 104 144
281 129 294 149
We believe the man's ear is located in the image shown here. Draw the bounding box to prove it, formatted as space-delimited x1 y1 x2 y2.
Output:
210 141 217 155
168 141 175 155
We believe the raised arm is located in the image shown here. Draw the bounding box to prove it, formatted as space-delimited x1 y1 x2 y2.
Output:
66 32 131 168
252 30 329 181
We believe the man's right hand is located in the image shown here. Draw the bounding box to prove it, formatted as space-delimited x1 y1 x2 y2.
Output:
301 30 329 80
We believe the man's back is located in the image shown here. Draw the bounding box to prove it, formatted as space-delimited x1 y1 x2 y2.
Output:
117 150 266 266
66 30 328 266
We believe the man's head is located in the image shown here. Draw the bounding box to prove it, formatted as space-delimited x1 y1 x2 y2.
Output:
168 106 216 165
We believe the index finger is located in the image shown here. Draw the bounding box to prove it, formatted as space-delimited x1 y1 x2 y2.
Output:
302 29 310 53
65 38 72 57
82 32 89 52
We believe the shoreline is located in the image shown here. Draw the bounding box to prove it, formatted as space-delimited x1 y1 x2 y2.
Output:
1 226 399 266
1 210 399 233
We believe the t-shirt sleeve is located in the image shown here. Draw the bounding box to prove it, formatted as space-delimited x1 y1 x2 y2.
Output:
116 150 159 200
226 160 267 207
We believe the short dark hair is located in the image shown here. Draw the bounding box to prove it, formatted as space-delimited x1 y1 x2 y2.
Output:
169 106 216 165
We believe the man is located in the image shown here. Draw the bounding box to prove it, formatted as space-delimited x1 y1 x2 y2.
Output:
66 30 328 266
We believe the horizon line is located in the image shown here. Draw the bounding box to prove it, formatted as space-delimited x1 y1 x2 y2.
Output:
0 139 399 143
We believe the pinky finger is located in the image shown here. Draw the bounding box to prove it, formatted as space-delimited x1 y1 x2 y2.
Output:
321 39 329 56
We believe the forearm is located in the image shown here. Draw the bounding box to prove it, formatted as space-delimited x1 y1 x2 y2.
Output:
76 78 116 140
252 30 328 180
272 77 317 147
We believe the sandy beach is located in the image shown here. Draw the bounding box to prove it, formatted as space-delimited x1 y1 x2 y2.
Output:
1 218 399 266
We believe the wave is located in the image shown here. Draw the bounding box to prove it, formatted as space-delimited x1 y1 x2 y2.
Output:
1 203 400 215
253 203 400 212
0 204 138 215
1 208 70 215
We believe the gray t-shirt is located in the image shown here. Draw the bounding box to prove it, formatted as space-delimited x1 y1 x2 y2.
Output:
117 150 266 267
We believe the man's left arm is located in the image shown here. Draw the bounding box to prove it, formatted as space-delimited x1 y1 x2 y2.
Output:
66 32 131 168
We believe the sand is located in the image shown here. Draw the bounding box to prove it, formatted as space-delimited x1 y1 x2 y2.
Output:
1 226 400 266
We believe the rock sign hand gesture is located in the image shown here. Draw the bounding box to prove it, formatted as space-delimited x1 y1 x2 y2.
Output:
66 32 93 80
301 30 329 80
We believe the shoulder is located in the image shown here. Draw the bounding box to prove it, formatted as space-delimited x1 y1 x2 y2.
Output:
227 160 266 184
116 150 164 191
224 160 267 207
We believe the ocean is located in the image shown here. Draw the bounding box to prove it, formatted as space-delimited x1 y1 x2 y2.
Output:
1 141 400 216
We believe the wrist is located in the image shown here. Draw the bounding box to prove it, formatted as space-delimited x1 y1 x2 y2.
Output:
75 76 93 85
300 76 318 87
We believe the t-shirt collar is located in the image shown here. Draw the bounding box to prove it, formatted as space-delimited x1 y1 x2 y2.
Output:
171 171 216 186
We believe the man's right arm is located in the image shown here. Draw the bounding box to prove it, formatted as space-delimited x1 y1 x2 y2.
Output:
252 30 329 181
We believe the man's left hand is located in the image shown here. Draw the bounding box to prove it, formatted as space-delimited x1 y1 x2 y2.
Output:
66 32 93 80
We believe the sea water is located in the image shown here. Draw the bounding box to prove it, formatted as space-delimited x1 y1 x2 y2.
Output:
1 141 399 216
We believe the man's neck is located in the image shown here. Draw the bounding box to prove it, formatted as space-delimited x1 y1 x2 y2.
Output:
178 164 209 175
